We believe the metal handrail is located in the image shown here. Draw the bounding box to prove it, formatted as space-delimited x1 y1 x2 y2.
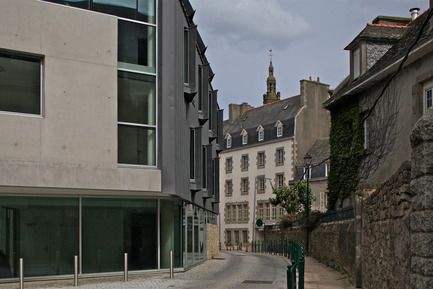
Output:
251 239 304 289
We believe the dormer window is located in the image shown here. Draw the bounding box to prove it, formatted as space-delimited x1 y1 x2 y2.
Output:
241 129 248 145
225 133 232 148
257 125 264 142
353 47 361 79
275 120 283 137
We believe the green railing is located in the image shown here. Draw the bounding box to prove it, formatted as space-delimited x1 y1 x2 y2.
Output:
251 239 304 289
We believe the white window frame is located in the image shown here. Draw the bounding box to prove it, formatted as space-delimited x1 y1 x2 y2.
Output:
226 134 232 148
424 80 433 112
0 51 43 117
258 177 265 192
241 129 248 145
258 152 265 168
257 125 264 142
242 154 249 170
364 118 370 149
277 174 284 188
276 121 283 137
277 148 284 165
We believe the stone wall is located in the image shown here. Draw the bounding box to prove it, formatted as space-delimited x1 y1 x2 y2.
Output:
410 109 433 289
311 219 357 281
206 224 220 259
362 162 412 289
265 109 433 288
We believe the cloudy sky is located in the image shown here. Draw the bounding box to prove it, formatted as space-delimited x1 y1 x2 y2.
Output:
189 0 427 119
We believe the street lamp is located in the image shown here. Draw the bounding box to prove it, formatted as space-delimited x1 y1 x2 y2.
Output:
303 153 312 255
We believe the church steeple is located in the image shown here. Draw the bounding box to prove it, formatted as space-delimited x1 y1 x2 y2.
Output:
263 49 281 104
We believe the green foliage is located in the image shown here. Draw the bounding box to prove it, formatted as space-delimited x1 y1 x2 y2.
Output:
269 181 314 217
328 100 364 210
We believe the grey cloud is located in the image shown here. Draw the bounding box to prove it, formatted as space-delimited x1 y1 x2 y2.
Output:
191 0 310 52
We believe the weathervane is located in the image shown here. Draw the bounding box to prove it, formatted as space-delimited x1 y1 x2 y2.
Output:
269 49 273 62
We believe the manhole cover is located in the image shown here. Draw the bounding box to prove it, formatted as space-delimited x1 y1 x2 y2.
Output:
242 280 273 284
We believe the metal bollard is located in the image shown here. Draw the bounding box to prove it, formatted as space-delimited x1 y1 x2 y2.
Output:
19 258 24 289
74 255 78 286
169 251 174 279
124 253 128 282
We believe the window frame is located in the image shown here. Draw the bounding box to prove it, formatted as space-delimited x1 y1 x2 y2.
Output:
0 51 43 117
258 151 266 168
424 80 433 112
241 154 249 171
241 178 249 195
241 129 248 145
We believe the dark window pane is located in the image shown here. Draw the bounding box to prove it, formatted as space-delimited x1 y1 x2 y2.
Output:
93 0 136 19
138 0 156 24
118 71 155 125
118 20 156 69
0 196 78 278
43 0 89 9
118 125 156 166
82 198 157 273
0 53 41 115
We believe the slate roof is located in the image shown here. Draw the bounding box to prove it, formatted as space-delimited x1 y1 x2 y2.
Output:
325 9 433 108
223 96 301 149
345 24 406 50
295 138 330 167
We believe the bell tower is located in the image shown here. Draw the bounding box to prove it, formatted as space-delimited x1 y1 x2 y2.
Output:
263 49 281 104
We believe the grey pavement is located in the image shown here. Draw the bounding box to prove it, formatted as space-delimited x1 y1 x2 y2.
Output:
0 252 355 289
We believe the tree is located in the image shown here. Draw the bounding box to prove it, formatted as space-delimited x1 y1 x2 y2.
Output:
269 181 314 217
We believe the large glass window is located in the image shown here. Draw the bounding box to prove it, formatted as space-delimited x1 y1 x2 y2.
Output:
118 20 156 73
45 0 90 9
118 71 155 125
118 71 156 166
118 124 156 166
93 0 155 23
0 52 41 115
82 198 157 273
160 199 182 269
0 196 78 278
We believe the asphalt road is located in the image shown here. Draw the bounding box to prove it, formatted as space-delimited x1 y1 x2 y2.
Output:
0 251 289 289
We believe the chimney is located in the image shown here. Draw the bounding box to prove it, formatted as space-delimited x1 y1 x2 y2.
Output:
410 8 420 20
228 102 253 123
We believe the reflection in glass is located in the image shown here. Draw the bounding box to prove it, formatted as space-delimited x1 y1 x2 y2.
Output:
118 20 156 71
44 0 89 9
0 197 78 278
82 198 157 273
0 53 41 115
118 71 155 125
160 200 182 268
118 125 156 166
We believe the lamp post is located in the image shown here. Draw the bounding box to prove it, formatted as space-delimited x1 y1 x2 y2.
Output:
303 153 312 255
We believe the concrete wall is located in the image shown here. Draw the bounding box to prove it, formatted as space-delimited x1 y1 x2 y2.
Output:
0 0 161 195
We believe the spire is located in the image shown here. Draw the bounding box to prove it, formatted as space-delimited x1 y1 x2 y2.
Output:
263 49 281 105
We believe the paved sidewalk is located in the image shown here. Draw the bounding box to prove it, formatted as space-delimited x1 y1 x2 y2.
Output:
304 256 356 289
0 253 356 288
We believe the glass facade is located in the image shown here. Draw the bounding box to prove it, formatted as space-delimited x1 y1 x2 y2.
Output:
0 196 213 279
0 197 78 278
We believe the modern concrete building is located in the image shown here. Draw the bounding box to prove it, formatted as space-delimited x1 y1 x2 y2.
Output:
0 0 221 281
219 61 330 248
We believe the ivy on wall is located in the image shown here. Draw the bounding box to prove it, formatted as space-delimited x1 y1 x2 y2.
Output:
328 100 364 210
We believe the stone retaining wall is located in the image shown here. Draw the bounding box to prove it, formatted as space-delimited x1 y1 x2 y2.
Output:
362 162 412 289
